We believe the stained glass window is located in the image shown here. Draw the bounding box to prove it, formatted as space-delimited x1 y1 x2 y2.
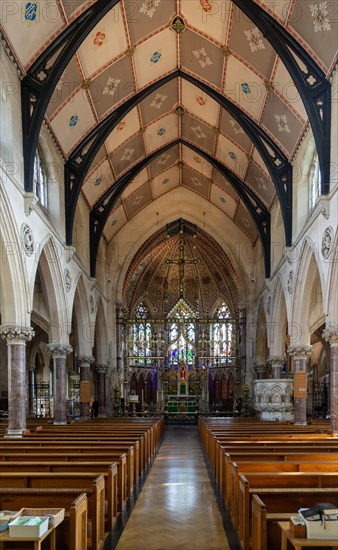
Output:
212 304 233 365
132 303 152 360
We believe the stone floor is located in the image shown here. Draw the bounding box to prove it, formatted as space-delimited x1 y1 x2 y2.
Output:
103 426 241 550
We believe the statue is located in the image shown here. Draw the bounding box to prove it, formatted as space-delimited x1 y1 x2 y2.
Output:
180 363 187 380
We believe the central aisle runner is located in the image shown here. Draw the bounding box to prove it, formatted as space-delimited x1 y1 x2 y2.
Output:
116 426 230 550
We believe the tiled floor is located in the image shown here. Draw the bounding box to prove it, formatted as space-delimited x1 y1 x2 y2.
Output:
104 426 240 550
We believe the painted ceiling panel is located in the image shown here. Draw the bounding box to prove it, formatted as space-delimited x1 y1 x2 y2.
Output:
3 0 64 67
215 134 249 179
261 91 304 156
234 203 257 241
180 0 231 45
210 184 238 219
46 57 83 119
182 114 216 155
290 0 338 69
219 111 252 153
229 5 277 79
258 0 292 22
182 166 211 199
212 168 239 201
104 205 128 241
89 56 135 119
180 29 225 89
272 58 307 121
77 6 128 78
105 108 141 153
123 180 153 218
245 162 275 208
50 89 97 155
125 0 176 44
143 113 179 154
148 146 179 178
182 145 213 179
139 79 178 126
61 0 91 20
223 56 267 121
133 28 177 89
181 79 219 127
122 168 150 200
82 159 114 206
109 133 146 178
151 166 180 199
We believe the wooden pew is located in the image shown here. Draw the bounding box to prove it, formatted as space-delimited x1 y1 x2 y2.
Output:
0 473 105 550
0 490 88 550
0 461 118 530
238 473 338 550
251 492 338 550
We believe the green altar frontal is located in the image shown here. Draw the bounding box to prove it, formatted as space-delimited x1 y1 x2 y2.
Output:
167 396 197 414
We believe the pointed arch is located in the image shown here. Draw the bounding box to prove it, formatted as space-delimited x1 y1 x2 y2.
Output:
325 228 338 325
0 181 30 324
255 302 268 363
94 299 108 364
292 238 325 345
72 275 92 355
270 275 289 356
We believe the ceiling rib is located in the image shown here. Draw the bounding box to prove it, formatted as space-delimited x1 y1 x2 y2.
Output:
66 70 290 249
89 139 270 279
232 0 331 194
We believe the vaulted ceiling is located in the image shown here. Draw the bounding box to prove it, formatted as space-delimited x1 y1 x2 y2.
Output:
2 0 335 280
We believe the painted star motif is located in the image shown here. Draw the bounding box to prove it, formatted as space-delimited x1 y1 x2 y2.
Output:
191 125 206 139
244 27 265 53
275 114 290 133
193 47 213 69
230 120 244 135
242 217 250 227
191 177 202 187
157 154 171 165
103 77 121 97
132 195 143 206
121 148 135 162
150 93 167 109
309 2 331 32
139 0 161 18
255 177 267 191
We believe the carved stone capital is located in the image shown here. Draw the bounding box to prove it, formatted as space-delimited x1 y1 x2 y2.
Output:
322 327 338 346
287 345 312 359
0 324 35 343
95 363 109 375
47 344 72 358
267 355 286 366
78 355 95 368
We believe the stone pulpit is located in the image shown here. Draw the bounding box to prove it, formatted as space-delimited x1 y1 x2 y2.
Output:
253 379 294 421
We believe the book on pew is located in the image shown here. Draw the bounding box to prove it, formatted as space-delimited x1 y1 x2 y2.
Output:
315 503 338 520
299 507 321 521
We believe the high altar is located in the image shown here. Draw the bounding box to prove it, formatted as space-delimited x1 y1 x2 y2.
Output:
166 363 201 415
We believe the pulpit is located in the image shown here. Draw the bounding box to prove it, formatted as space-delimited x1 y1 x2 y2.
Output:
254 379 294 421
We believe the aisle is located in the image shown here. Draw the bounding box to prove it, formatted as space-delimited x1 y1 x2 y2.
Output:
114 426 231 550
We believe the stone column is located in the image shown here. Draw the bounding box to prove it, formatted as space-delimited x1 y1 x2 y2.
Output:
78 356 95 419
323 327 338 435
268 356 285 379
48 344 72 424
95 364 108 417
288 346 311 425
28 365 36 417
254 362 267 379
0 325 34 437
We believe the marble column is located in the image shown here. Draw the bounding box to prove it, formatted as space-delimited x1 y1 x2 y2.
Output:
323 327 338 435
288 345 311 425
48 344 72 424
268 356 285 379
95 364 108 417
0 324 34 437
254 362 268 379
78 355 95 418
28 365 36 417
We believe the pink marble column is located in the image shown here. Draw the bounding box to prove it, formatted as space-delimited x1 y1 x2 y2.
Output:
78 356 94 418
95 364 108 417
323 327 338 435
268 356 285 379
0 325 34 437
288 345 311 425
48 344 72 425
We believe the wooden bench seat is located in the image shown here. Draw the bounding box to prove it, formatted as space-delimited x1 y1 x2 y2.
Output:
238 473 338 550
0 473 106 550
0 490 88 550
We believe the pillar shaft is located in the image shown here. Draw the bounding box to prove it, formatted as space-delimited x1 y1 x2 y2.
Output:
78 356 94 419
0 325 34 437
268 356 285 379
48 344 72 425
323 328 338 435
288 346 311 425
96 364 108 416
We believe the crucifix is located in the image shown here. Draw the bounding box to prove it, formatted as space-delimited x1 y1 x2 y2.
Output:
165 233 199 298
